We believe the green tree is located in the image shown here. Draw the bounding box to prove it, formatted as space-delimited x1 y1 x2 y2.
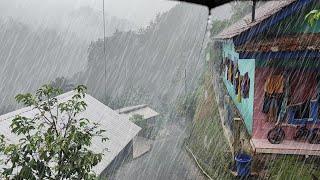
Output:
0 85 108 179
129 114 146 129
305 9 320 26
176 92 199 121
229 1 252 22
210 1 252 36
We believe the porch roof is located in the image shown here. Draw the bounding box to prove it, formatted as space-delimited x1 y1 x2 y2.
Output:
236 33 320 53
116 104 159 120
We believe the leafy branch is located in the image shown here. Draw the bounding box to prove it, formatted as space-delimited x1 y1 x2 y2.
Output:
0 85 108 179
305 9 320 26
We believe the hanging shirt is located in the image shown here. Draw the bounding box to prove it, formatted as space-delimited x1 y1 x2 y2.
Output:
264 75 284 94
237 76 242 103
241 72 250 98
234 68 240 94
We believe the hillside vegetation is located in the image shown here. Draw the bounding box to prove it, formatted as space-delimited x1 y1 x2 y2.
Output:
76 4 208 111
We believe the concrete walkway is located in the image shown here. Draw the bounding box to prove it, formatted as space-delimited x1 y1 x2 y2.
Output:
110 121 206 180
133 137 153 159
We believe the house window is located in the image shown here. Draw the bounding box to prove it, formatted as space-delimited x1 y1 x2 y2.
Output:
293 101 310 119
286 70 319 125
288 100 318 125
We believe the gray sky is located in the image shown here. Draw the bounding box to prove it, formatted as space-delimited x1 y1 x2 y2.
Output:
211 3 232 20
0 0 232 41
0 0 178 28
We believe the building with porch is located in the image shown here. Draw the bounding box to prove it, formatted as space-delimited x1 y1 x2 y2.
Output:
116 104 159 139
215 0 320 155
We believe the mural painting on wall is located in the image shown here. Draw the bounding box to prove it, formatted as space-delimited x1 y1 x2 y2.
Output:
264 67 320 144
224 55 250 102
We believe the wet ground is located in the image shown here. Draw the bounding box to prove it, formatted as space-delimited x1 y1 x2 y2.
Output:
111 121 205 180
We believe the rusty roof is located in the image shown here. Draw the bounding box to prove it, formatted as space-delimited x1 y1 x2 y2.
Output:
215 0 296 39
236 33 320 52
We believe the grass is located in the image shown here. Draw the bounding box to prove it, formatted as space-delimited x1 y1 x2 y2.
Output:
186 72 233 179
265 155 320 179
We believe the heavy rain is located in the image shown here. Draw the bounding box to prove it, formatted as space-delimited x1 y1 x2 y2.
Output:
0 0 320 179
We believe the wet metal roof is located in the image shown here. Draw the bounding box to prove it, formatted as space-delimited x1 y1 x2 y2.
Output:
0 91 141 175
116 104 159 120
215 0 296 39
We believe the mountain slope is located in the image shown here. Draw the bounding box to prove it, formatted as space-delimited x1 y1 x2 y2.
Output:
78 4 208 110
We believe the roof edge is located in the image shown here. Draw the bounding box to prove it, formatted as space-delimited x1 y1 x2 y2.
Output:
214 0 301 40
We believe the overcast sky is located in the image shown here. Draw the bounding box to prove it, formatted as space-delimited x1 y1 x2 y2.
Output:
0 0 232 42
0 0 232 27
0 0 180 27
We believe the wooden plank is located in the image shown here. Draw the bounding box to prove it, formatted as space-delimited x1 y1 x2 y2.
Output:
233 117 242 157
251 138 320 156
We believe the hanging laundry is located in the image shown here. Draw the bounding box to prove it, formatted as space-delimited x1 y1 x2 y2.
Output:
262 93 284 115
262 93 272 113
224 58 229 79
234 67 240 94
268 98 278 122
219 58 225 75
237 75 242 103
277 71 290 123
227 60 230 81
264 75 284 94
241 72 250 98
262 74 285 119
228 61 234 82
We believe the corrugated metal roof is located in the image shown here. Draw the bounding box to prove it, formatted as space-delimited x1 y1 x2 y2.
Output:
116 104 159 120
215 0 296 39
236 33 320 52
0 91 141 175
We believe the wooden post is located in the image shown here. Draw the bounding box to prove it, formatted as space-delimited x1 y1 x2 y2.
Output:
233 117 242 159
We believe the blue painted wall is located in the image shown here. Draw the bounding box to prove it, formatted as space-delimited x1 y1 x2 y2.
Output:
222 40 255 134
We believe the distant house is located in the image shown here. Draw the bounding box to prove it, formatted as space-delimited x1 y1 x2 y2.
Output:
116 104 159 138
0 91 141 177
116 104 159 123
215 0 320 155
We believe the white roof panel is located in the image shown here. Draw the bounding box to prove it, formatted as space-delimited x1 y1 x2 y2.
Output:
116 104 159 120
0 91 141 175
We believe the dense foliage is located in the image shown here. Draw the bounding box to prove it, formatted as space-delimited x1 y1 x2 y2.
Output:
305 9 320 26
176 92 199 121
130 114 147 130
78 4 207 111
0 85 107 179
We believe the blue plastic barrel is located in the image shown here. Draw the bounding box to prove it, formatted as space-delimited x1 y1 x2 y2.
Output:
235 153 252 177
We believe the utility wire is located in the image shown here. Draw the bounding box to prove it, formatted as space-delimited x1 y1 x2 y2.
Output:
102 0 107 98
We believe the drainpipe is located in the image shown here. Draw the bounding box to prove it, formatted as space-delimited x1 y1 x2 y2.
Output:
252 0 256 22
